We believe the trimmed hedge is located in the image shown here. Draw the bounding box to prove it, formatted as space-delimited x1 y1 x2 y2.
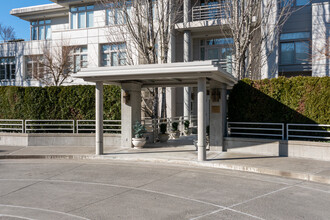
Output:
0 85 121 120
228 77 330 124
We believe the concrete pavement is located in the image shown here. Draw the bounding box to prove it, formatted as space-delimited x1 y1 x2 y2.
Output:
1 141 330 185
0 159 329 219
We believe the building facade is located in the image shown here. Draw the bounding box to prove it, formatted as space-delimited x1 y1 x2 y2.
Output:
0 0 329 118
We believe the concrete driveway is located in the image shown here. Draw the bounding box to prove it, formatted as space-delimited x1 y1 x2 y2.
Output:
0 159 329 220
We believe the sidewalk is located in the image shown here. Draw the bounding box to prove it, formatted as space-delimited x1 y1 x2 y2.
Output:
1 142 330 185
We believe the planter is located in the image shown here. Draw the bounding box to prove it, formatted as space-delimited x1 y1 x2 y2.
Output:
171 131 180 139
159 133 169 142
184 128 192 136
132 137 146 149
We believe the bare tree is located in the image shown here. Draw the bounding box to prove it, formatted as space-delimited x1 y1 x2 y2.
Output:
219 0 296 79
0 23 16 42
99 0 183 118
29 41 76 86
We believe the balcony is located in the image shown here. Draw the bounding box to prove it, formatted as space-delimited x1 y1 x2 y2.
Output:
192 3 227 22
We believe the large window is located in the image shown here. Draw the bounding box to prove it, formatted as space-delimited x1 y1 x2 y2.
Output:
26 56 44 79
200 38 233 73
106 2 131 26
281 0 310 7
73 46 88 72
280 32 310 65
31 20 51 40
101 43 127 66
71 5 94 29
0 58 16 81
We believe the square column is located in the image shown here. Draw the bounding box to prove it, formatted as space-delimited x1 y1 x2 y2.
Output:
95 81 103 155
121 82 142 148
197 77 206 161
209 84 227 151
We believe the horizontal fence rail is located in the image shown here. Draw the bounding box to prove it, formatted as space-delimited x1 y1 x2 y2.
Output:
0 119 24 133
287 124 330 140
25 120 75 133
1 119 329 142
192 3 228 21
77 120 121 133
227 122 285 140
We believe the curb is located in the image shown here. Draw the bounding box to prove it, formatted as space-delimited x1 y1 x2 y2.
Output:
1 154 329 185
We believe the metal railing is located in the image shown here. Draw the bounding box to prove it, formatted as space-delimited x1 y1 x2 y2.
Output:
219 59 232 74
25 120 75 133
192 3 228 21
141 115 198 140
0 119 24 133
77 120 121 133
227 122 285 140
287 124 330 140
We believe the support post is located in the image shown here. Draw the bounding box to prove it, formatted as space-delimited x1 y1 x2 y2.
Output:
221 87 227 150
197 77 206 161
95 81 103 155
183 0 192 121
121 83 142 148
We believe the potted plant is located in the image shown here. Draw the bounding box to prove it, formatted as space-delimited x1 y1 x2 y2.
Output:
132 121 146 149
158 123 169 142
184 120 191 136
170 122 180 139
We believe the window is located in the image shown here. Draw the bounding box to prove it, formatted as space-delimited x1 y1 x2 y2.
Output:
280 32 310 40
101 43 127 66
31 20 51 40
296 0 309 6
71 5 94 29
106 2 131 25
281 0 309 7
73 46 88 72
26 56 44 79
0 58 16 80
280 32 310 64
200 38 233 73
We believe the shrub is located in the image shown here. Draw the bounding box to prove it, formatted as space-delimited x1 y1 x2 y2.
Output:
0 85 121 120
228 76 330 124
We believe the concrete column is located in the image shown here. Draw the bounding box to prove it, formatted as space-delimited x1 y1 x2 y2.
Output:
183 87 191 120
209 83 222 150
183 0 191 23
183 0 192 121
95 81 103 155
121 82 142 148
197 77 206 161
221 87 227 149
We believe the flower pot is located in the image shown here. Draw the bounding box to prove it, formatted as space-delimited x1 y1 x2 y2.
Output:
171 131 180 139
132 137 146 149
159 133 169 142
184 128 192 136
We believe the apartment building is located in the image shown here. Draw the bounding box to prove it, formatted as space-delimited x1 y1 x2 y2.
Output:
0 0 329 119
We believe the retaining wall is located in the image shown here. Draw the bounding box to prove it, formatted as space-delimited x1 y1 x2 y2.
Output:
224 137 330 161
0 133 121 147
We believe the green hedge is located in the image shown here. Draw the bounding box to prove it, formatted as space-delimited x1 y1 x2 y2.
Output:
228 77 330 124
0 85 121 120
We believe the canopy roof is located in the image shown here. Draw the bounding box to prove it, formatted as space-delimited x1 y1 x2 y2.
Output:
75 60 237 88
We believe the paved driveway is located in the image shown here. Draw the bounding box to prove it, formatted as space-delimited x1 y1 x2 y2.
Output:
0 159 329 220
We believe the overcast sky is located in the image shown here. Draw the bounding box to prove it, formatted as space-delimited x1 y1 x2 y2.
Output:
0 0 53 40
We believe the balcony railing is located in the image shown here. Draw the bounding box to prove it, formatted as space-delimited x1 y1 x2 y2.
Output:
192 3 228 22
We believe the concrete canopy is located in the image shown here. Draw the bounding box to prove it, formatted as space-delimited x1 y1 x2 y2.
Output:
75 60 237 88
74 60 237 161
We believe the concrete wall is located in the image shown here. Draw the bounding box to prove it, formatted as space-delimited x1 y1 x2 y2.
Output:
0 133 121 147
224 137 330 161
